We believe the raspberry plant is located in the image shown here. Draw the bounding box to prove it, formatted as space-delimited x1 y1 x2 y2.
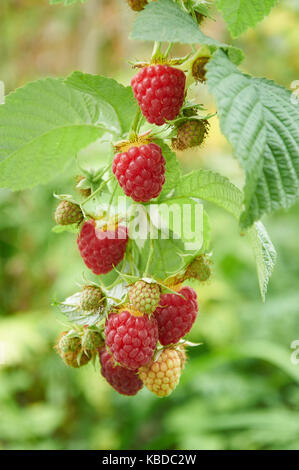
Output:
1 0 298 397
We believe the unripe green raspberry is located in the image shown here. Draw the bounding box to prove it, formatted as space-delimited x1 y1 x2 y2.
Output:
126 0 148 12
80 285 105 313
172 119 209 151
186 255 211 282
56 332 90 368
139 349 182 397
54 200 83 226
82 329 104 352
129 281 161 315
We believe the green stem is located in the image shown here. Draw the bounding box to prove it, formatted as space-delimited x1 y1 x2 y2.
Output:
107 180 118 217
144 238 154 277
81 176 114 206
165 42 174 59
92 163 112 184
151 41 162 59
128 107 142 140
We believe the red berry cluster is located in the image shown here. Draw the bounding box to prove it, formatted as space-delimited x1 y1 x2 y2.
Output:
99 283 198 396
53 53 202 399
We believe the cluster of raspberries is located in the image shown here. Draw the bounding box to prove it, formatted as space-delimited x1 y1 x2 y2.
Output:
56 280 199 398
53 55 207 398
101 281 198 397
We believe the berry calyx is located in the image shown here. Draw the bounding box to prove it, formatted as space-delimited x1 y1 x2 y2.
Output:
131 65 186 126
100 347 143 396
54 200 83 226
154 286 198 345
77 220 128 275
139 348 182 397
82 329 104 352
105 310 158 370
56 332 90 368
172 119 209 151
80 285 105 313
113 143 166 202
185 255 212 282
129 280 161 314
126 0 148 11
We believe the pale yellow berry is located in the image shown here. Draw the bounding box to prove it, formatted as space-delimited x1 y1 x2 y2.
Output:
139 349 183 398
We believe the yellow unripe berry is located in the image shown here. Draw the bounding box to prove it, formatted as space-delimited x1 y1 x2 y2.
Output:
139 349 183 398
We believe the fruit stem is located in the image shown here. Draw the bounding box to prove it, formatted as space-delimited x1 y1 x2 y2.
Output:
128 107 142 141
144 238 154 277
81 176 114 206
152 41 162 59
165 42 173 59
107 180 118 217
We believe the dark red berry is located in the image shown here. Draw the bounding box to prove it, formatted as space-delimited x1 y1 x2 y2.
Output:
154 286 198 345
105 310 158 370
100 348 143 396
112 143 166 202
77 220 128 275
131 65 186 126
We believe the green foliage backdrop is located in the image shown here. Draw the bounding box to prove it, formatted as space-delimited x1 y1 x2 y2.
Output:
0 0 299 450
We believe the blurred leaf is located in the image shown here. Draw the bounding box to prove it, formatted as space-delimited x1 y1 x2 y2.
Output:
131 0 244 64
215 0 278 38
50 0 87 4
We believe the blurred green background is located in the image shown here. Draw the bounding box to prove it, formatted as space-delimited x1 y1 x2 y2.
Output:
1 0 299 450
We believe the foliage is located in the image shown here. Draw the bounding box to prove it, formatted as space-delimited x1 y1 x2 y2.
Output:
0 0 299 451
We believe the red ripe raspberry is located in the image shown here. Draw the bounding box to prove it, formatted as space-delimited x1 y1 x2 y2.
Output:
112 143 166 202
99 348 143 396
105 310 158 370
131 65 186 126
154 286 198 345
77 220 128 275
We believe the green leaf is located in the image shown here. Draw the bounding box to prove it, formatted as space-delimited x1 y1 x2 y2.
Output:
0 75 135 191
155 140 181 200
137 235 199 280
215 0 278 38
150 198 210 252
131 0 244 65
65 72 137 136
175 169 243 218
246 221 277 302
52 224 79 234
174 169 277 300
206 50 299 228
